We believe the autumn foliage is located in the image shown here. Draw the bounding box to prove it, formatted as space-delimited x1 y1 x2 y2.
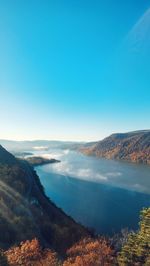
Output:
3 238 115 266
5 239 60 266
2 208 150 266
63 238 115 266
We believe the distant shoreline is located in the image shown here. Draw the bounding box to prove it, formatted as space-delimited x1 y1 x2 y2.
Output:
25 156 61 167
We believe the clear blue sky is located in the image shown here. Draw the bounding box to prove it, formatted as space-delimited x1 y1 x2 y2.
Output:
0 0 150 141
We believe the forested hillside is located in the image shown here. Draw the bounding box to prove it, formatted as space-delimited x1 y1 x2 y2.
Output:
81 130 150 164
0 145 88 254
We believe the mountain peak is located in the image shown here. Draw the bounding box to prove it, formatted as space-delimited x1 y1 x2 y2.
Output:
0 144 17 165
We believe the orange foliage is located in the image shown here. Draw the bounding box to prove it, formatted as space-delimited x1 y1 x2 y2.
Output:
4 237 115 266
63 237 115 266
5 238 60 266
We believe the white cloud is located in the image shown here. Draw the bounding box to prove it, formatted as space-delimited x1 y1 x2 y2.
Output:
33 146 48 150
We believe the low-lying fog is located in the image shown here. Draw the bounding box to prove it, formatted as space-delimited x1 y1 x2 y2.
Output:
34 148 150 194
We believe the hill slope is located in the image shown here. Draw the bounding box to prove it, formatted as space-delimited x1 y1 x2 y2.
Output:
0 145 88 253
80 130 150 164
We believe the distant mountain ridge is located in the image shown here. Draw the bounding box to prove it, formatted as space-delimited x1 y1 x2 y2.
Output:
80 130 150 164
0 140 83 152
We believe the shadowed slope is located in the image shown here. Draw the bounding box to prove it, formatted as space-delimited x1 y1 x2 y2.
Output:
0 145 89 253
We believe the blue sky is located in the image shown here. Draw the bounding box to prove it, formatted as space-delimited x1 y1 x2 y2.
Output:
0 0 150 141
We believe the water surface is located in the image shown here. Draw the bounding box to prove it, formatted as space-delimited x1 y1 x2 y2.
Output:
35 149 150 234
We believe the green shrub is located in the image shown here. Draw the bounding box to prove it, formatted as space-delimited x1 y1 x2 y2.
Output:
118 208 150 265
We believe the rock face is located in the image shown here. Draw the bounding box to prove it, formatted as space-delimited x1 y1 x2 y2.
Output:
0 145 88 253
80 130 150 164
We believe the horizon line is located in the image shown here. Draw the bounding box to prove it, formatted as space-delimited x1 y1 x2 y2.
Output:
0 129 149 143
